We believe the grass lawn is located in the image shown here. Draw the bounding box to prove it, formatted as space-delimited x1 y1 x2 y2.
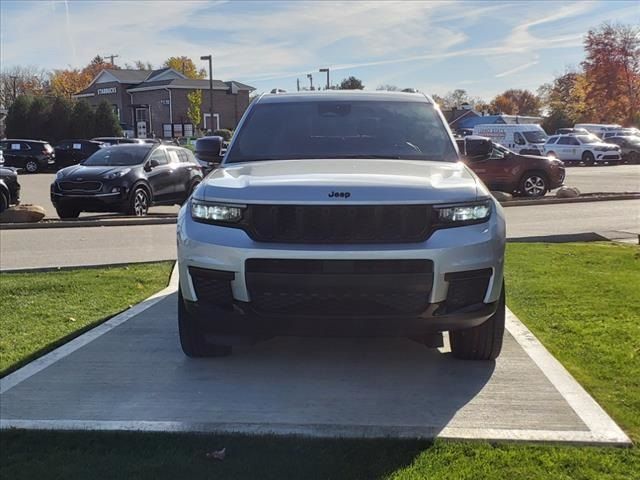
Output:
1 243 639 479
0 262 174 376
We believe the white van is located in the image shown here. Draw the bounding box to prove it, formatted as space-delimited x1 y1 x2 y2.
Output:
472 124 548 155
574 124 622 139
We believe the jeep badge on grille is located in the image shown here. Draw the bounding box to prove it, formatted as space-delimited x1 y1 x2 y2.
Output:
328 191 351 198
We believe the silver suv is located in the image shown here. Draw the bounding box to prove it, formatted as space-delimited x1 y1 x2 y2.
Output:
177 92 506 360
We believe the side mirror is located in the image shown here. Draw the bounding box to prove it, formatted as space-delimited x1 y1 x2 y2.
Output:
195 136 223 163
149 159 160 168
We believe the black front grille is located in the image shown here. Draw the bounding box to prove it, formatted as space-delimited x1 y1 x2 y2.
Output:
245 205 431 244
246 259 433 316
189 267 234 308
59 181 102 192
602 155 619 160
445 269 492 311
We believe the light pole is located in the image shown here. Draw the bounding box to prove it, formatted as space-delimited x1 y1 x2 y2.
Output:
319 68 330 90
200 54 214 133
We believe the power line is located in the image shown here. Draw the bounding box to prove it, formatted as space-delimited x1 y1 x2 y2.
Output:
103 54 120 66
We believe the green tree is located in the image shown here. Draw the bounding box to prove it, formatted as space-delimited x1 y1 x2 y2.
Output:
5 95 33 138
94 101 122 137
338 76 364 90
25 96 52 140
70 100 96 139
490 89 541 115
45 96 73 143
186 90 202 133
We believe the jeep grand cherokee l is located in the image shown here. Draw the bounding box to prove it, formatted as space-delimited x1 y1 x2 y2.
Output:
177 92 506 361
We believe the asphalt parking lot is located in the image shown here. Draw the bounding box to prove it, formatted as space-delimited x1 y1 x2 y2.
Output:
0 273 629 445
11 164 640 219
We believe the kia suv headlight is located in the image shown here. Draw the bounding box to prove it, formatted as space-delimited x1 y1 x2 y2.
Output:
191 199 244 223
433 200 492 227
103 168 130 180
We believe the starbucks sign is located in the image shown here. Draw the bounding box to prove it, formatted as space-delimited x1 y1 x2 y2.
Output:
97 87 117 95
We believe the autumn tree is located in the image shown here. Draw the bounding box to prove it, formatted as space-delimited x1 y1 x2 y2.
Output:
164 56 206 79
490 89 540 115
124 60 154 70
376 84 401 91
338 76 364 90
582 22 640 124
0 66 48 106
538 71 590 132
50 69 91 99
431 89 487 110
187 89 203 131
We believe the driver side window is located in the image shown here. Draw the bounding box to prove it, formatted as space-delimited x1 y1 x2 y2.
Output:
514 132 525 145
149 149 169 165
490 147 505 160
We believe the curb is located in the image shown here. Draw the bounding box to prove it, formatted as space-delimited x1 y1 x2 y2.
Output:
500 192 640 207
1 193 638 230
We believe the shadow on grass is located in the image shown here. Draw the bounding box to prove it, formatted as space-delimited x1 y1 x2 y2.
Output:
0 429 431 480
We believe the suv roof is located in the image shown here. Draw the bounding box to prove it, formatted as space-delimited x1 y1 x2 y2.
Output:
257 91 432 104
1 139 50 144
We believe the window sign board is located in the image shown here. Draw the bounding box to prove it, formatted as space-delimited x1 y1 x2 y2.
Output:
184 124 194 137
11 144 20 150
73 143 82 150
163 124 172 138
173 124 183 137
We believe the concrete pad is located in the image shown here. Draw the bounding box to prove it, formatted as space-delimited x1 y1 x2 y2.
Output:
0 276 630 445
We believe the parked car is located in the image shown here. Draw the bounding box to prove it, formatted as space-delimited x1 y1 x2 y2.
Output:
472 123 547 156
555 128 589 135
0 148 4 165
457 137 565 197
54 139 104 169
601 128 640 139
605 136 640 164
0 166 21 213
91 137 145 146
574 123 622 139
177 91 507 361
543 134 621 165
0 139 55 173
51 144 203 218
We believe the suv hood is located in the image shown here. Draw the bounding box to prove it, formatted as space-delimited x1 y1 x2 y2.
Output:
199 159 482 204
59 164 133 179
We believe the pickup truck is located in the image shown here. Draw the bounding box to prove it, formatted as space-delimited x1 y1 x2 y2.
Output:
177 92 506 360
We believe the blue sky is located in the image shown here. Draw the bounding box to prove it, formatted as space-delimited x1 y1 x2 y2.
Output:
1 0 638 100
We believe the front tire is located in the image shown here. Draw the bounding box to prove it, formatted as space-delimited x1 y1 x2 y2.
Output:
178 288 232 358
0 191 8 213
56 206 81 219
25 160 39 173
450 283 505 361
519 171 548 197
127 186 150 216
582 151 595 166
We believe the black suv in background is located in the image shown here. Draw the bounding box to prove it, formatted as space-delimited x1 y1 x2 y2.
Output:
0 139 56 173
0 166 21 212
54 139 104 169
51 144 203 218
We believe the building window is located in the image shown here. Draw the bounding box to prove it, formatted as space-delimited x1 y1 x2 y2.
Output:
203 113 220 131
112 105 120 120
135 108 149 123
163 124 173 138
173 124 184 137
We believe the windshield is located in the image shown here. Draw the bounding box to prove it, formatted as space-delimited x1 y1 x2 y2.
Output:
225 100 458 163
522 131 547 144
82 145 152 166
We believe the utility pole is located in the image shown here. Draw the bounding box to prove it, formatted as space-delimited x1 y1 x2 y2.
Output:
307 73 314 91
103 54 119 66
296 78 300 92
319 68 330 90
9 75 18 102
200 54 214 133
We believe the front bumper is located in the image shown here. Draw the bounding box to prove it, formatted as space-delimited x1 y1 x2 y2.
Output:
50 181 129 212
177 201 506 336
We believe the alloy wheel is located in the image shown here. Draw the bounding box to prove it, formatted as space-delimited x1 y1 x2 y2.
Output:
523 175 546 197
133 189 149 216
25 160 38 173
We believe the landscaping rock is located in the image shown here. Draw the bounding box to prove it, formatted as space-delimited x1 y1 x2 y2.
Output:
555 186 581 199
491 191 513 202
0 204 46 223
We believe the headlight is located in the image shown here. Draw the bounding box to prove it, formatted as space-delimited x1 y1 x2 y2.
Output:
191 199 244 223
103 168 130 180
434 200 492 226
55 170 65 180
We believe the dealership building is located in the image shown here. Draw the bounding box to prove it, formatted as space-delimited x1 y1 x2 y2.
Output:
73 68 254 138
